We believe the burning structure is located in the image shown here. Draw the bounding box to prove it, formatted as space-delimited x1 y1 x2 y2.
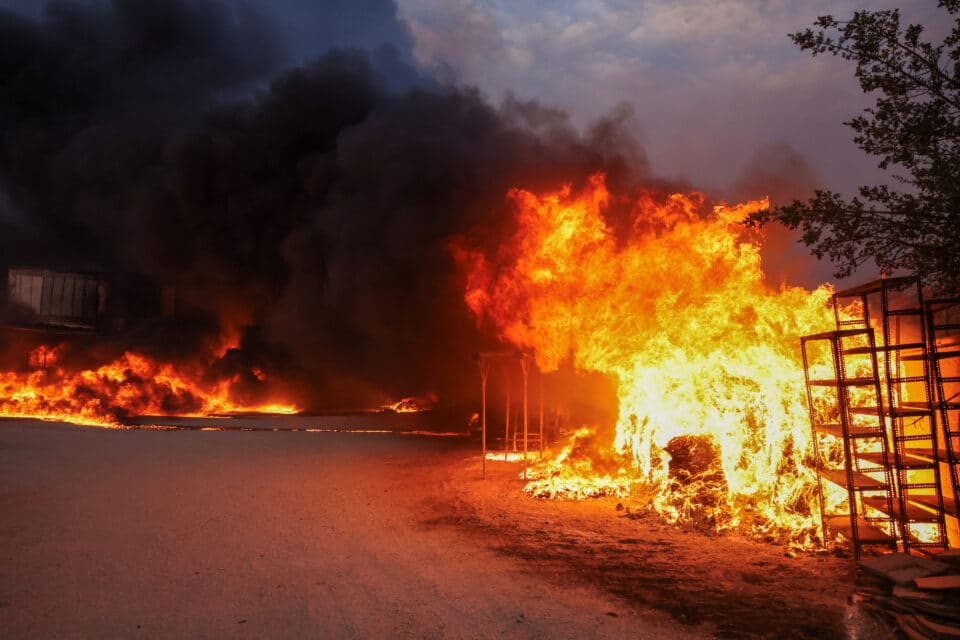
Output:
457 175 960 556
6 267 107 332
455 174 838 543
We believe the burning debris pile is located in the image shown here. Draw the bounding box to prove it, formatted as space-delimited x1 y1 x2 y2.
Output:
0 341 298 427
379 393 439 414
457 174 840 541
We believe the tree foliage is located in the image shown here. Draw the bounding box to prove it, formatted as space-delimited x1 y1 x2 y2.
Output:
746 1 960 293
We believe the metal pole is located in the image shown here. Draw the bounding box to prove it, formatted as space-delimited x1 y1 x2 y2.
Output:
538 371 544 458
521 354 530 479
504 370 511 459
479 358 491 480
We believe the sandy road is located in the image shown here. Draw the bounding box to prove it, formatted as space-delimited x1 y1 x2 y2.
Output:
0 420 702 639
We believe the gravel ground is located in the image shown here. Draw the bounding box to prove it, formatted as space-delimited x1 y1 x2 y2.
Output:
0 420 704 639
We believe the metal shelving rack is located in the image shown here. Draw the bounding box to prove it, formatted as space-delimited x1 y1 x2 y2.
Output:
801 328 897 559
833 277 949 554
925 298 960 531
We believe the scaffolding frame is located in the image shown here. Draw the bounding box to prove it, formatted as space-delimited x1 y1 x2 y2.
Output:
802 328 898 559
834 277 948 553
925 298 960 530
804 276 956 557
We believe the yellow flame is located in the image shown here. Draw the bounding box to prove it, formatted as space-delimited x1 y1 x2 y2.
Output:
458 173 839 540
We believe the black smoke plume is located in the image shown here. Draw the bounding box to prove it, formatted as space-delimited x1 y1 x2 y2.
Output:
0 0 648 412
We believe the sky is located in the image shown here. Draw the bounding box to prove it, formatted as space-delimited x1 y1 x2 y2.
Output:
398 0 950 198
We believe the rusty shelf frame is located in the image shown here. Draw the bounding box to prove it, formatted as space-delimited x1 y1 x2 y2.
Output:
801 328 898 559
925 297 960 529
805 277 960 553
827 277 949 553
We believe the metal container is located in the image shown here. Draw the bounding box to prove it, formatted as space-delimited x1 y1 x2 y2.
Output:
7 267 106 329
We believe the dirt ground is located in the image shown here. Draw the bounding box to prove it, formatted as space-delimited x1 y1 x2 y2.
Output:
0 420 892 638
442 456 891 639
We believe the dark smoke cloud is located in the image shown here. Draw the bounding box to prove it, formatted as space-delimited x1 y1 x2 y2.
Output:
731 141 820 208
0 0 282 270
0 0 650 411
267 0 423 92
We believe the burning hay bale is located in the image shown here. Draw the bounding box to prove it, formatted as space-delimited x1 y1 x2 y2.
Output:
664 435 727 506
652 435 734 533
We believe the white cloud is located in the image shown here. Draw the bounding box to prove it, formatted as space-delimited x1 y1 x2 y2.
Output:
395 0 944 194
401 0 510 88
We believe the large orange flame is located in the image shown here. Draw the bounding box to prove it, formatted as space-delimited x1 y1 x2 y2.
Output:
0 346 298 427
457 174 838 540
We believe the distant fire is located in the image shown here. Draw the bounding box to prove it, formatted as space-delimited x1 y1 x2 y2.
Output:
457 173 839 541
0 344 298 427
379 393 439 413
